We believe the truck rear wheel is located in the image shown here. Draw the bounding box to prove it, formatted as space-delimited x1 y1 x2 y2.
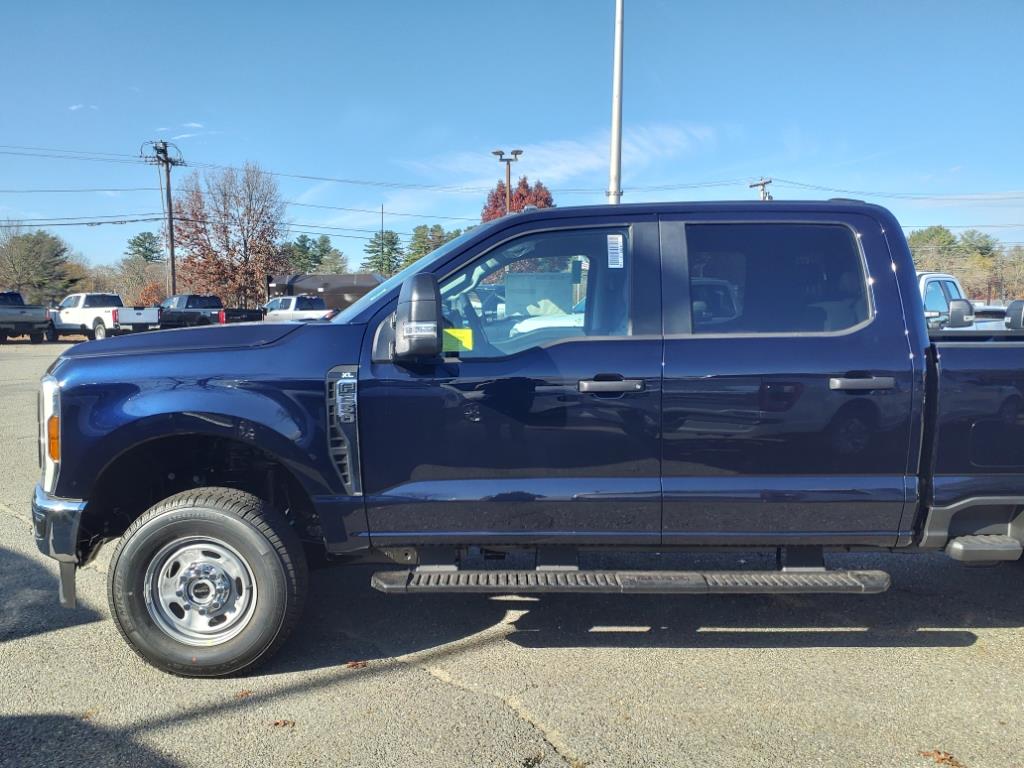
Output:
29 332 43 344
45 326 58 342
107 488 308 677
91 320 107 341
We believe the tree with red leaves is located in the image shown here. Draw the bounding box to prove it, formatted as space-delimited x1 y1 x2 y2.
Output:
481 176 555 222
174 163 287 308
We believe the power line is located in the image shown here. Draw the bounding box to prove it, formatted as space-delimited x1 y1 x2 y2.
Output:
0 187 159 194
285 201 479 222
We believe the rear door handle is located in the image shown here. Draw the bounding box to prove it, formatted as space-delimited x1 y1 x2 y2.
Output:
578 378 646 393
828 376 896 391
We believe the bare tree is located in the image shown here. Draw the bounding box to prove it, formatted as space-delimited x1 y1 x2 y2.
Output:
174 163 287 307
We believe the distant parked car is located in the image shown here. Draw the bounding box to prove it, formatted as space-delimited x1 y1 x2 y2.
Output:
264 294 331 322
0 291 50 343
48 293 160 341
158 294 265 329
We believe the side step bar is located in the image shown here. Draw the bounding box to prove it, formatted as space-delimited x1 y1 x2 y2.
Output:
371 569 891 595
946 534 1023 563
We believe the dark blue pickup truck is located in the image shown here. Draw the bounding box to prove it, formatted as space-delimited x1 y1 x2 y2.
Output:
31 200 1024 676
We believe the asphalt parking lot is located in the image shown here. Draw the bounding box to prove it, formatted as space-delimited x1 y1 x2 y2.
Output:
2 340 1023 768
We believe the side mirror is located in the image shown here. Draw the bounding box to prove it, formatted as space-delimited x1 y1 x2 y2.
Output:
1005 300 1024 330
946 299 975 329
393 273 442 360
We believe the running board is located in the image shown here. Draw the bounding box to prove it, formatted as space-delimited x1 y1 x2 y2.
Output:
946 534 1023 563
371 569 891 595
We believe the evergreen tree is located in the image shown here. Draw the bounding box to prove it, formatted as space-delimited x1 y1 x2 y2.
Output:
0 229 78 303
125 231 164 262
361 230 404 276
402 224 462 269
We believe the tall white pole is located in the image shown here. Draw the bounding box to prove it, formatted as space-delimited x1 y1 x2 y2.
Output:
607 0 624 205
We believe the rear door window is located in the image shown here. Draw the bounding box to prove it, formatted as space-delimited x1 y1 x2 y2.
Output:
686 223 870 334
296 296 326 310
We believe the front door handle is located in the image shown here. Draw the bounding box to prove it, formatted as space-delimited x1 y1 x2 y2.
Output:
578 378 646 394
828 376 896 391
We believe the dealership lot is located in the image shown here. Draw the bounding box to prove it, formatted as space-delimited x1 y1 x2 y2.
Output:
2 341 1024 768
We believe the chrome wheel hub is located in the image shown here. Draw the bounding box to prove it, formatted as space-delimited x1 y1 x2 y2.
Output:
144 537 257 646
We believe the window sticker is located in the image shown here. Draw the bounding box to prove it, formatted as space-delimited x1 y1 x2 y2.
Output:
443 327 474 352
607 234 624 269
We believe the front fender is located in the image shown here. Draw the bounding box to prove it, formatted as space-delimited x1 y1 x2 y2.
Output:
55 375 338 501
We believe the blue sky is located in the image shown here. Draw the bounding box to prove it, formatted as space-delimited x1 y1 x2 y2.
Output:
2 0 1023 265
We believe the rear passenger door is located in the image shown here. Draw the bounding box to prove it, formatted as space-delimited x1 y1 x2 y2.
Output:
660 213 916 547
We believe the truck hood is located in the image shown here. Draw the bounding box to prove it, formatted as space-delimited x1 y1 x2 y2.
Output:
59 322 303 359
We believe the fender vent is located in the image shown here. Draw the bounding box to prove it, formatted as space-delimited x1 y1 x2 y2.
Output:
326 366 361 495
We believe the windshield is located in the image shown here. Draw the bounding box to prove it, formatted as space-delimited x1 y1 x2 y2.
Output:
333 225 487 324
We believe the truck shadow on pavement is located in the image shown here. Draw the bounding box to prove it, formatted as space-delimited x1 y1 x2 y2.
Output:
0 545 101 643
0 714 181 768
268 550 1023 674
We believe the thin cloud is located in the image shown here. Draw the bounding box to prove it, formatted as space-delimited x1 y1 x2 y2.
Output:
171 133 196 140
68 104 84 111
182 121 204 129
404 122 718 189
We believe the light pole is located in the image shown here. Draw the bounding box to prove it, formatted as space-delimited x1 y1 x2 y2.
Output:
492 149 523 214
607 0 624 205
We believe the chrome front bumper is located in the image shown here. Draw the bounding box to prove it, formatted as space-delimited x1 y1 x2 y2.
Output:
31 484 86 608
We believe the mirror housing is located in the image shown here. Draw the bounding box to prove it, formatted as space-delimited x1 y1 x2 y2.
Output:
946 298 975 329
1005 300 1024 330
393 273 442 360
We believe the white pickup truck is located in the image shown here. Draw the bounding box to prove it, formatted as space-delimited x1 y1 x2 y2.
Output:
48 293 160 341
263 294 331 322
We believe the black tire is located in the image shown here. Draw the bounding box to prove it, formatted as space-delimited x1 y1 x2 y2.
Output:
45 326 58 342
107 488 308 677
0 332 6 344
92 320 107 341
29 332 43 344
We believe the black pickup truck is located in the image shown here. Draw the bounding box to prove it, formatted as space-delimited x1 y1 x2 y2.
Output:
157 294 264 329
30 200 1024 677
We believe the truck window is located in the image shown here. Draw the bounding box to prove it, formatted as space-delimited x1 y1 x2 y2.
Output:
83 294 123 308
187 296 223 309
59 295 80 309
295 296 326 311
686 223 870 334
942 280 963 300
0 292 25 306
438 227 630 358
924 281 949 313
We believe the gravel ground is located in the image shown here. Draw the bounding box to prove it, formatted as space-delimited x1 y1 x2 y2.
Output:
1 340 1023 768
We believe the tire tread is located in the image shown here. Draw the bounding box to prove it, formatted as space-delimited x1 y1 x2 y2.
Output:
107 486 308 677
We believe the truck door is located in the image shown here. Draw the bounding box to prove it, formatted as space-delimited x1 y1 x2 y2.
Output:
358 217 663 545
660 214 915 546
55 294 82 331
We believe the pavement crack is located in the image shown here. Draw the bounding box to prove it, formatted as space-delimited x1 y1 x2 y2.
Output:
0 499 30 525
419 661 581 767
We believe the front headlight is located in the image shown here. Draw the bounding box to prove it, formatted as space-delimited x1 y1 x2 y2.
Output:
39 375 60 493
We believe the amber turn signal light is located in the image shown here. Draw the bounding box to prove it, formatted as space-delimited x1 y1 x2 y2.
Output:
47 415 60 462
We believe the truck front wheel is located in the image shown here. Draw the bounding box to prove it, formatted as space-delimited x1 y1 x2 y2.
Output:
91 320 107 341
107 488 308 677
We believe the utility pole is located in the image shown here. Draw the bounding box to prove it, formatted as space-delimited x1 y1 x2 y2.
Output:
492 149 523 214
750 177 774 201
607 0 624 205
143 141 185 293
